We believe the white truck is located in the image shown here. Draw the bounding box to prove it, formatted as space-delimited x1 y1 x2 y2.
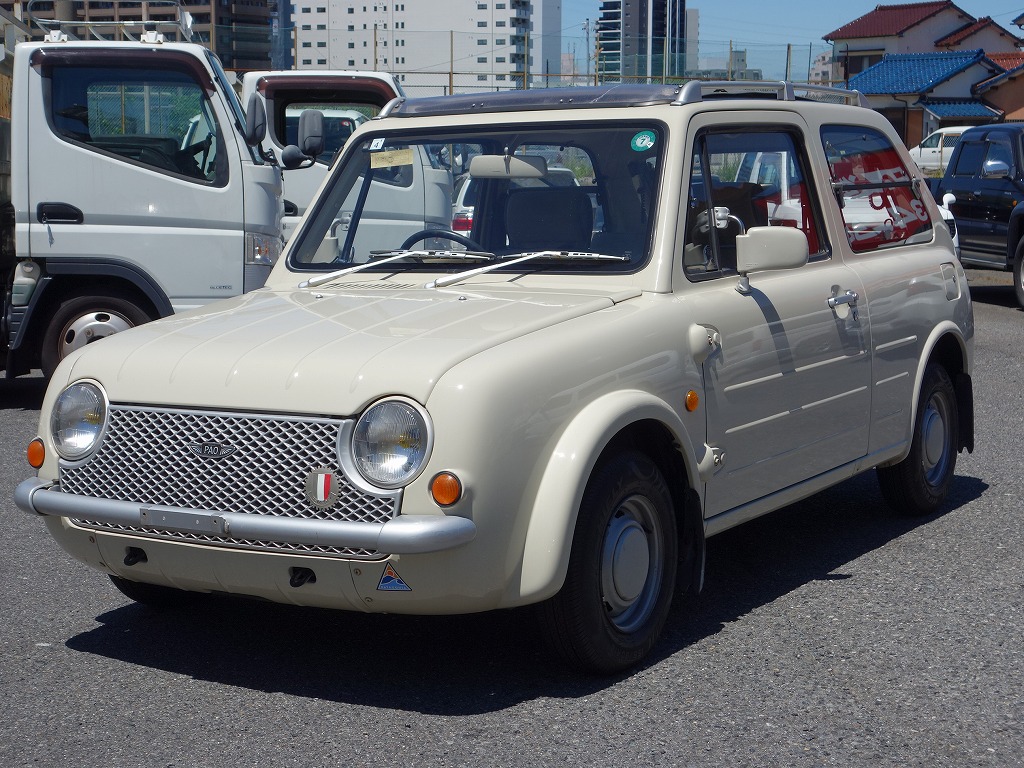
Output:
240 69 403 239
0 1 336 379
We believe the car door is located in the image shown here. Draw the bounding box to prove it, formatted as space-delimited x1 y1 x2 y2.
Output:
25 47 246 307
681 120 871 519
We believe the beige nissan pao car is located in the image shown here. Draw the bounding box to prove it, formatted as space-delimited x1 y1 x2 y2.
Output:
17 82 975 673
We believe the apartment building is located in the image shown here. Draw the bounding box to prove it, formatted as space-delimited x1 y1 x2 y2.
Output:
290 0 562 94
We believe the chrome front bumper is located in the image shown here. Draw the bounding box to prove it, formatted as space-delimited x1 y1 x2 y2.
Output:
15 477 476 555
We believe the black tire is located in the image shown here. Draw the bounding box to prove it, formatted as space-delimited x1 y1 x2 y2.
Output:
41 295 152 378
109 575 199 610
540 451 678 673
1014 245 1024 308
877 364 959 516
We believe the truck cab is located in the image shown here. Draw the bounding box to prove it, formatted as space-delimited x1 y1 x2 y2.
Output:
1 3 283 378
936 122 1024 306
240 70 404 240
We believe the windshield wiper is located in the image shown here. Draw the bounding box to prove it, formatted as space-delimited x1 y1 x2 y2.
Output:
298 249 494 288
426 250 629 289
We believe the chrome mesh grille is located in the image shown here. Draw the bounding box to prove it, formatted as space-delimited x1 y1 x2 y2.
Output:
60 405 398 559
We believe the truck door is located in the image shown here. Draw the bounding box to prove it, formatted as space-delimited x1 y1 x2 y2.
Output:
682 121 871 519
942 135 1006 265
23 47 247 310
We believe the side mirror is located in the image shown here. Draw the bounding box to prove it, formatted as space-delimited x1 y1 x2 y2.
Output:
244 93 267 147
735 226 808 293
281 109 325 170
982 158 1010 179
942 192 956 209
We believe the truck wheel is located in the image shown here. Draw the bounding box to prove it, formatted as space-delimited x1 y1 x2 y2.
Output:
876 363 959 516
109 575 199 610
540 451 678 673
1014 247 1024 308
41 296 151 378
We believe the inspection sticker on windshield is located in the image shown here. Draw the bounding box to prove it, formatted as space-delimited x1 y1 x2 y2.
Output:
370 147 414 168
631 130 657 152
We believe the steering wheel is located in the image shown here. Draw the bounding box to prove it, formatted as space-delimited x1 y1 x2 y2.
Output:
400 229 484 251
178 135 213 176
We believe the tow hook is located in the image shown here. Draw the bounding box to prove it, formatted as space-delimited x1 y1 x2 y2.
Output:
123 547 148 566
289 567 317 588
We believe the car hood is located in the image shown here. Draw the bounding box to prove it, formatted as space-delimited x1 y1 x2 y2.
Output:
64 282 641 414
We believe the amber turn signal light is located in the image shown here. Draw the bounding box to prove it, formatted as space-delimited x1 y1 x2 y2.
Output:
430 472 462 507
27 438 45 469
685 390 700 412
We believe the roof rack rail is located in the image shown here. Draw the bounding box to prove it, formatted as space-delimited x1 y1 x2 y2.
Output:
676 80 869 108
27 0 193 42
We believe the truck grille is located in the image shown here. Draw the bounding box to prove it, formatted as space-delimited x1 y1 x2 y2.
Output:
60 405 399 559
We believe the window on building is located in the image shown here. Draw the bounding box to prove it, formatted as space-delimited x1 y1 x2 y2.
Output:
477 21 487 27
302 41 311 47
348 42 355 48
496 20 506 27
496 38 505 45
302 58 312 65
496 56 505 63
317 41 326 47
477 39 487 45
478 56 487 63
478 74 487 81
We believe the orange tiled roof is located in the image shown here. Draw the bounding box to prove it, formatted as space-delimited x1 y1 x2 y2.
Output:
936 16 1023 47
825 1 969 41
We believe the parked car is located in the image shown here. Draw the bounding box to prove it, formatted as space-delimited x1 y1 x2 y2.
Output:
907 126 970 172
932 122 1024 306
16 81 974 674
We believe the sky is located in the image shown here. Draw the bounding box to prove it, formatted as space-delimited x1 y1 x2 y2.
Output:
560 1 1024 79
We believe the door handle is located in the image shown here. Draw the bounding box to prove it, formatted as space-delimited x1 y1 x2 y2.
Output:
828 289 859 308
37 202 84 224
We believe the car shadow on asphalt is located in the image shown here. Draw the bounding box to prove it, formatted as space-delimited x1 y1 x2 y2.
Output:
966 283 1019 309
0 373 46 411
62 470 987 713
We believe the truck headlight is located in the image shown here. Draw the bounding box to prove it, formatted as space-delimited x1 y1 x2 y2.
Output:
351 399 432 489
50 382 107 461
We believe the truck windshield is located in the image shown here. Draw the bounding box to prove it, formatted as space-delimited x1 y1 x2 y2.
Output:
288 123 663 275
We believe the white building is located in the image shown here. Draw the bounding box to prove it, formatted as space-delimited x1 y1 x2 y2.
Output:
291 0 562 95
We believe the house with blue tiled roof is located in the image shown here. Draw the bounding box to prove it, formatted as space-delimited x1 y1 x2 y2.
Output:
824 3 1024 147
849 50 1003 144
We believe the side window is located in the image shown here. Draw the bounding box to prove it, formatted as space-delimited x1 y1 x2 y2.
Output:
920 133 940 149
984 137 1014 174
684 129 825 278
951 141 985 177
49 64 224 185
822 125 932 253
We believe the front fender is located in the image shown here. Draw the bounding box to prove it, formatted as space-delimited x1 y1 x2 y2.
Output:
516 389 699 602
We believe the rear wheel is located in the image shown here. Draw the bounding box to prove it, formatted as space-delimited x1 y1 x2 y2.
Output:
41 295 151 378
877 363 959 515
541 451 678 673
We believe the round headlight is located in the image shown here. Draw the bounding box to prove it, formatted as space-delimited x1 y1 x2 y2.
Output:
50 382 107 461
351 399 431 489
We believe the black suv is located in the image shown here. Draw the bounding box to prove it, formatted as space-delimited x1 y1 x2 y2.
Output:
935 123 1024 306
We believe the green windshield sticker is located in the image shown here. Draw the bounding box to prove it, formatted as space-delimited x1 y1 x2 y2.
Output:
631 131 657 152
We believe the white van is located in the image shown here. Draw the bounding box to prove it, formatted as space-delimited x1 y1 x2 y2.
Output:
908 126 971 171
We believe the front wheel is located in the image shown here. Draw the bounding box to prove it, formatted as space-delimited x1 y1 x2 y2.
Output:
877 364 959 515
1014 244 1024 308
540 451 678 673
41 295 152 378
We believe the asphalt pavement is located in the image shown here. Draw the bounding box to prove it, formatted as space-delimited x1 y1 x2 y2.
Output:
0 270 1020 767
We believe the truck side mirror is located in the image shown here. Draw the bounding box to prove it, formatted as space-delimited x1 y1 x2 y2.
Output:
281 110 325 170
244 93 267 147
982 158 1010 179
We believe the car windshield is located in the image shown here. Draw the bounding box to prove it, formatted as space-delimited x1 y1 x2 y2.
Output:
288 122 663 275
